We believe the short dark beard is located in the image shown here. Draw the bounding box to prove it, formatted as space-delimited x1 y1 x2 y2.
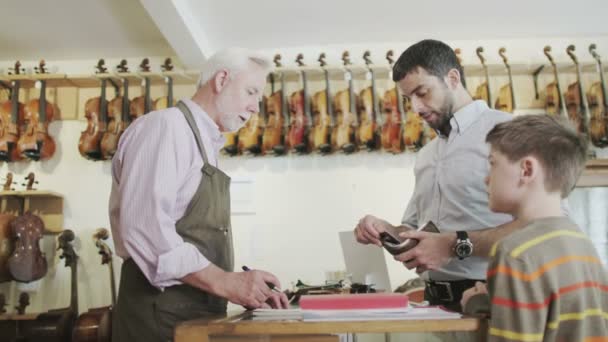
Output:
433 97 454 137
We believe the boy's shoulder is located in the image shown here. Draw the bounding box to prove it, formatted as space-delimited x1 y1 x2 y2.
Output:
493 217 583 260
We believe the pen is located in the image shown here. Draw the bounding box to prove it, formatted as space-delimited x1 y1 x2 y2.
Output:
241 265 282 293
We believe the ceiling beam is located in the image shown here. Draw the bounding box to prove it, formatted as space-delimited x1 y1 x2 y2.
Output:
138 0 212 69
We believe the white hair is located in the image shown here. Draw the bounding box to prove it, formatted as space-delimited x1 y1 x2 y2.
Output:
197 47 272 89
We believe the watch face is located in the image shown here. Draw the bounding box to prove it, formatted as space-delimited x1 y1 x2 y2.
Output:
456 243 472 257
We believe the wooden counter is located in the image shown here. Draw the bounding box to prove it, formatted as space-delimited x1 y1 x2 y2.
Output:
175 311 486 342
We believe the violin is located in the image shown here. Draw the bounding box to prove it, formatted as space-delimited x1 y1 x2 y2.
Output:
129 58 153 120
100 60 130 160
473 47 492 107
331 51 358 154
72 228 115 342
287 53 311 154
19 230 78 342
0 174 16 283
237 97 265 155
261 54 288 155
494 47 516 113
18 60 57 161
0 61 25 162
565 45 590 135
154 58 174 110
221 132 239 156
7 211 47 282
402 97 426 151
543 46 568 117
587 44 608 147
381 50 404 154
310 53 333 154
79 59 109 160
357 51 380 151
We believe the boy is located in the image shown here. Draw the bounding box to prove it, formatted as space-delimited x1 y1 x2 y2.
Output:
461 115 608 341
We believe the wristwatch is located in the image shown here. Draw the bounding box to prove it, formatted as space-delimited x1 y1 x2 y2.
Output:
454 231 473 260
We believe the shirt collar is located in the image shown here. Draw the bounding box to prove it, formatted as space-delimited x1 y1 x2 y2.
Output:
181 99 226 150
449 100 488 136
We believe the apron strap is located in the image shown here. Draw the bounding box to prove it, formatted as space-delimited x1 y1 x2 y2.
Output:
176 101 211 166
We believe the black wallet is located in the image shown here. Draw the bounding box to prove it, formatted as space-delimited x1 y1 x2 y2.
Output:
379 221 440 255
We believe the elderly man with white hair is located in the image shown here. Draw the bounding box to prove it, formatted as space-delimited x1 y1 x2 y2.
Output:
109 48 288 342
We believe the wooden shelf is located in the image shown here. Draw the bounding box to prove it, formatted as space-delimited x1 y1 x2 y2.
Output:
577 160 608 188
0 70 199 89
0 190 64 233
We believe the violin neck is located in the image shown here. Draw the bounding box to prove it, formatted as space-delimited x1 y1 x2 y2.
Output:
598 60 608 110
167 77 174 108
552 64 568 118
122 79 130 123
280 73 289 126
39 80 47 123
302 71 312 126
574 61 591 131
11 80 20 125
100 79 108 123
483 64 492 107
370 68 379 123
324 70 334 126
109 260 116 306
347 70 357 125
144 78 152 114
506 65 516 109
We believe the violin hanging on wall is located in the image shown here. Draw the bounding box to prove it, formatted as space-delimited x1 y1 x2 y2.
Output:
19 230 79 342
100 60 130 160
79 59 109 160
494 48 516 113
381 50 404 154
129 58 152 121
473 47 492 107
154 58 174 110
356 51 380 151
19 60 57 161
0 61 25 162
310 53 333 154
0 174 16 283
543 46 568 118
261 54 288 155
565 45 591 136
287 53 312 154
72 228 115 342
237 97 265 155
7 211 47 283
331 51 358 154
587 44 608 147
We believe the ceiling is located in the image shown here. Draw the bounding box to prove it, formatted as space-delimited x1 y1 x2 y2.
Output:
1 0 607 68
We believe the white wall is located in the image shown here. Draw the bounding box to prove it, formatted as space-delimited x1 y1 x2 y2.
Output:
0 36 607 316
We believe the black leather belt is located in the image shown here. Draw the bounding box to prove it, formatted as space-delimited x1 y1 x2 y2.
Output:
425 279 485 303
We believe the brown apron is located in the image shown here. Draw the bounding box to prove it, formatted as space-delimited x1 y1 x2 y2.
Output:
112 101 234 342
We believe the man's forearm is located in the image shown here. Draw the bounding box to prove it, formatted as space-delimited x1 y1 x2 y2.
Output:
181 263 226 297
468 219 524 257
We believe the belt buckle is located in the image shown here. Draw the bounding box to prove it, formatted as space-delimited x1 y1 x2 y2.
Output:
434 281 454 302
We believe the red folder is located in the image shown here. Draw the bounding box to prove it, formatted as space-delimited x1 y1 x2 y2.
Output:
299 293 409 310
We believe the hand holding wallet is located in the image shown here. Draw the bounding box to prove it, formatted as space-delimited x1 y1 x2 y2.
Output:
379 221 440 255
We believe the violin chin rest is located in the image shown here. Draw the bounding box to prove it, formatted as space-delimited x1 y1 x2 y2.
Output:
23 150 40 161
341 144 356 154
